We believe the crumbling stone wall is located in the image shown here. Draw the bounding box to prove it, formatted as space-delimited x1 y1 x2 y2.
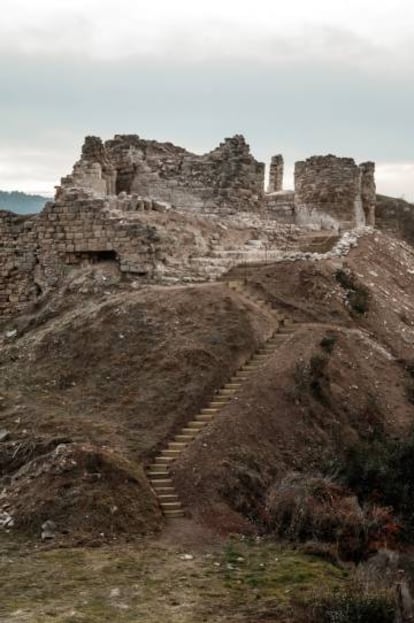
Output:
0 211 38 318
1 131 379 320
60 134 265 212
268 155 284 193
0 192 176 319
360 162 376 226
264 191 296 223
294 155 376 230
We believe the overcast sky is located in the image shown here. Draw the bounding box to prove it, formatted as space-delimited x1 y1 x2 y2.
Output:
1 0 413 198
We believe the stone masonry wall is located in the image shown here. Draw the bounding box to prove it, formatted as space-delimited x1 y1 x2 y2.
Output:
60 134 265 212
268 155 284 193
0 211 38 318
0 191 176 320
294 155 375 230
359 161 376 226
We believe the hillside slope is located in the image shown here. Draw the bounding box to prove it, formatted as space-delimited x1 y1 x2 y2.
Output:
1 230 414 547
0 190 47 214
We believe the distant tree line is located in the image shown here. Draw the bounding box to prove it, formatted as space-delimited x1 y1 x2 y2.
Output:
0 190 48 214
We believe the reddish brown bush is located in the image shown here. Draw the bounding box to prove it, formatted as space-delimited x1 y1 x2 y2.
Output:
266 473 398 561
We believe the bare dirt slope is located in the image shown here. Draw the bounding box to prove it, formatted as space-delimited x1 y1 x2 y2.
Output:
0 266 274 540
173 232 414 531
1 231 414 543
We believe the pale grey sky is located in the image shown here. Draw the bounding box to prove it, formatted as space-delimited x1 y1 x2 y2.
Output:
1 0 413 198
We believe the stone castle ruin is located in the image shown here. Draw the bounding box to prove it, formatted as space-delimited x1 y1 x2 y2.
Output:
58 135 376 230
0 133 376 320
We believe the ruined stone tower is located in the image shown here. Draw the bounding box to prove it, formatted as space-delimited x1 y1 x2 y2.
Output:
268 155 284 193
294 155 376 230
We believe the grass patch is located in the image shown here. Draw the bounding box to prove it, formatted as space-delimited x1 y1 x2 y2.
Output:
0 534 349 622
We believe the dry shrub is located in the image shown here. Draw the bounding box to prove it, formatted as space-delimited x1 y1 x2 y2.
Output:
266 473 398 561
307 584 396 623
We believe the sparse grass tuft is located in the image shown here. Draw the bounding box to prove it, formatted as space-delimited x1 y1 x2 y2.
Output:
308 585 396 623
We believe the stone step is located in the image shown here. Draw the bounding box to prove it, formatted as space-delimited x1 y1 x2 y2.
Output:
148 470 169 479
150 479 172 488
200 408 219 415
186 421 207 429
158 494 180 502
208 401 227 408
174 435 195 442
164 509 185 518
152 486 175 494
267 337 287 345
160 449 182 457
223 383 242 390
160 502 182 510
216 388 237 396
230 374 248 382
168 442 188 449
182 427 201 435
195 413 215 422
157 455 176 463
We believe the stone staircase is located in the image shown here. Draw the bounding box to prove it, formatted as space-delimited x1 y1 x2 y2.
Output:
160 231 340 284
146 279 298 518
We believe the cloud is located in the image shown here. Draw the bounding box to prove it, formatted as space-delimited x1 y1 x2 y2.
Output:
0 1 413 197
0 0 413 67
376 163 414 201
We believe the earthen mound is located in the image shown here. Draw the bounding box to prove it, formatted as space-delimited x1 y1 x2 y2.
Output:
1 443 161 544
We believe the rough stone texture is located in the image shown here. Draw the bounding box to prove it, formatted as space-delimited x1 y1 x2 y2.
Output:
0 211 38 318
60 134 265 212
268 154 284 192
359 161 376 226
0 188 311 320
294 155 376 230
1 133 380 320
264 191 296 223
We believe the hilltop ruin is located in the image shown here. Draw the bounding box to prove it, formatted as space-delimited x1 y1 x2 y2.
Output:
0 133 376 320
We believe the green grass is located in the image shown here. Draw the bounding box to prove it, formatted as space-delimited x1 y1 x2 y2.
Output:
0 533 349 622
